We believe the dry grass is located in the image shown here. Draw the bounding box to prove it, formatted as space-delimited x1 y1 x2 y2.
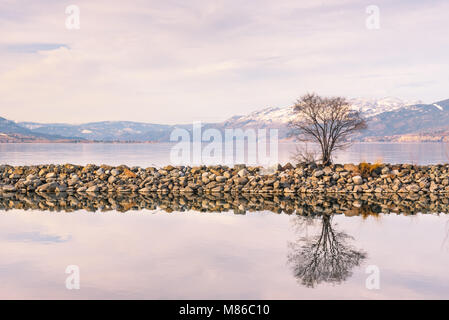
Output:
291 144 319 164
358 160 383 178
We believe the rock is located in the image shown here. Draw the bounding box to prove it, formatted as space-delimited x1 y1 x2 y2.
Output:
201 177 210 184
353 200 362 208
344 164 358 172
56 184 67 192
122 168 137 178
36 182 58 192
407 184 420 192
26 174 38 181
352 176 363 185
211 186 223 192
237 177 248 185
282 163 294 171
182 186 194 192
86 186 99 192
314 170 324 178
419 180 430 188
237 169 248 177
0 163 446 196
2 185 17 192
215 176 227 182
46 172 57 179
187 182 199 190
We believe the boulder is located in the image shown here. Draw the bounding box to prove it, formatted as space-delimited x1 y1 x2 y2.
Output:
352 176 363 185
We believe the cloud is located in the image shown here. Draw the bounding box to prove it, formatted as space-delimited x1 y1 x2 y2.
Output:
3 43 69 53
5 231 71 244
0 0 448 124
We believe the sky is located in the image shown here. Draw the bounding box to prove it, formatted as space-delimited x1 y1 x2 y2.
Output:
0 0 448 124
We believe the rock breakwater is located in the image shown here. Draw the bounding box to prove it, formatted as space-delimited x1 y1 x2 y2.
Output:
0 162 449 195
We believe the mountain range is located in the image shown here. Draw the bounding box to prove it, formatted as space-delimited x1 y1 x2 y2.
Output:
1 97 449 142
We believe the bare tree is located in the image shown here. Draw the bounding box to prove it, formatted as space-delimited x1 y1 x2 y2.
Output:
288 214 367 288
289 93 367 165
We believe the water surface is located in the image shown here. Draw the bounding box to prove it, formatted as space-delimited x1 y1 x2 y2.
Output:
0 205 448 299
1 142 449 166
0 142 448 299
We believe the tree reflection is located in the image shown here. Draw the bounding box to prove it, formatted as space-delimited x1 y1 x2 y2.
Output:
288 214 367 288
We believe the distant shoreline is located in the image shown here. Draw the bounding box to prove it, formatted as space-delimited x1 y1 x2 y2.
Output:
0 139 160 144
1 140 448 144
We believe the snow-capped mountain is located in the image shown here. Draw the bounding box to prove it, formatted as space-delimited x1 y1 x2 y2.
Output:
360 98 449 141
222 97 421 128
2 97 449 142
348 97 422 117
220 97 449 142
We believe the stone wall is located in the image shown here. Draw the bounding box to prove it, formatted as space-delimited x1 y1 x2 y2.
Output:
0 162 449 195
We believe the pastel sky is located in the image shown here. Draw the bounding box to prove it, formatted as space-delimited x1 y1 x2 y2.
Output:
0 0 448 124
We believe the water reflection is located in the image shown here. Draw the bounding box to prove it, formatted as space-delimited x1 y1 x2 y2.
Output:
0 191 448 216
7 191 446 290
0 192 448 298
288 214 367 288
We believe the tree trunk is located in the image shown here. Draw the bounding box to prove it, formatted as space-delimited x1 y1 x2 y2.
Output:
322 151 331 166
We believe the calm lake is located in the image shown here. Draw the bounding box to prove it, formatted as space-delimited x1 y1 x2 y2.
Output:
0 142 449 299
